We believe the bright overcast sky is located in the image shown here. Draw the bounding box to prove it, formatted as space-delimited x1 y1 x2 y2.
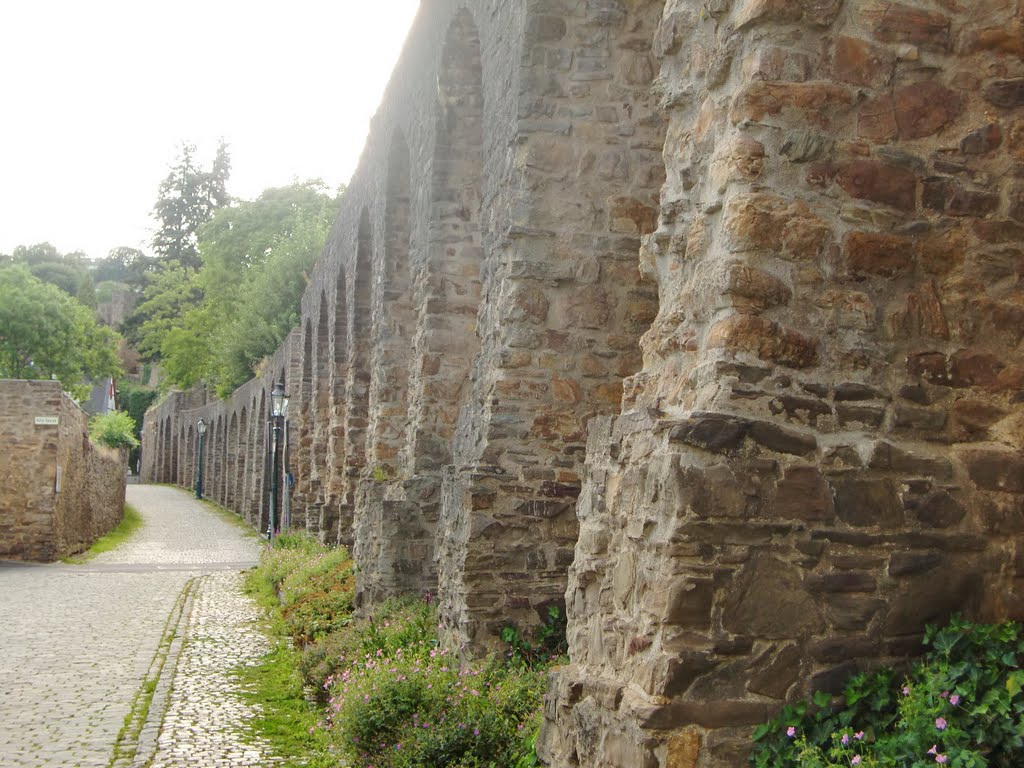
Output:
0 1 420 260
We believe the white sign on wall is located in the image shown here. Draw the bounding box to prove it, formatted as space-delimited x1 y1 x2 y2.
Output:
34 416 59 426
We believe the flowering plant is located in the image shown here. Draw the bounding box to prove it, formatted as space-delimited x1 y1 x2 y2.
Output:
751 618 1024 768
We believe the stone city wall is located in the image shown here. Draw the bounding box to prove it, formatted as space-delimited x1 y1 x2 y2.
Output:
0 380 126 561
141 1 1024 766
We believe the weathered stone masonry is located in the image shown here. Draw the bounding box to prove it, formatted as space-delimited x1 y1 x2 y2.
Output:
1 380 126 561
142 1 1024 766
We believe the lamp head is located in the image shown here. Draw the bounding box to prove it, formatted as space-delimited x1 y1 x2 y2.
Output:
271 382 289 418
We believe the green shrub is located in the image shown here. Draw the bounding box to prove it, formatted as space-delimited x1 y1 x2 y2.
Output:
751 617 1024 768
250 532 355 646
501 603 568 670
89 410 139 450
325 622 546 768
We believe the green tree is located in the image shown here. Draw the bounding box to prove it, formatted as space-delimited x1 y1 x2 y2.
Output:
91 247 156 288
89 411 139 451
210 212 335 394
157 181 341 394
11 242 93 299
123 262 201 362
115 380 158 470
151 140 231 269
0 265 121 398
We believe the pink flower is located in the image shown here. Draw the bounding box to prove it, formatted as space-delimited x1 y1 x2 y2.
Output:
949 694 960 706
841 733 850 745
935 717 947 730
928 745 938 755
940 691 949 699
852 756 861 765
902 685 911 695
854 731 865 740
936 755 948 764
786 726 796 738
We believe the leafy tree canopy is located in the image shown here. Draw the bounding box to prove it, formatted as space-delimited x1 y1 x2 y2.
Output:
0 264 121 398
122 262 202 362
9 242 95 304
156 180 342 396
151 140 231 269
91 247 157 288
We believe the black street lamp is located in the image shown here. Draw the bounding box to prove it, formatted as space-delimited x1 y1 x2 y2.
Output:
268 383 289 542
195 418 207 499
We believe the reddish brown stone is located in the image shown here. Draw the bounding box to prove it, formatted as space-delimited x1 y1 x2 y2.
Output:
807 572 877 593
748 420 817 456
730 81 853 126
984 79 1024 109
609 196 657 235
725 263 792 310
919 227 967 275
565 285 613 329
868 441 953 479
966 23 1024 57
724 193 831 260
707 314 819 369
734 0 842 29
948 399 1006 441
834 36 894 87
664 578 715 629
961 124 1003 155
961 449 1024 493
772 465 834 520
950 349 1005 389
832 476 903 528
922 178 1000 217
743 46 813 83
835 159 917 211
509 284 550 324
860 2 951 51
907 352 950 386
890 281 950 340
859 82 961 143
914 491 966 529
844 232 915 277
669 413 750 454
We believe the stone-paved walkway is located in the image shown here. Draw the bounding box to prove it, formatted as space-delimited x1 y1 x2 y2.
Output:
0 485 273 768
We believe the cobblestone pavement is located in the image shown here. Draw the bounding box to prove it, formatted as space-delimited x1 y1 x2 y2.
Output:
0 485 270 768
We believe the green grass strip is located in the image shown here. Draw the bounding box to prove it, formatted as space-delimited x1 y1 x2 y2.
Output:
108 577 195 768
233 568 338 767
62 504 144 564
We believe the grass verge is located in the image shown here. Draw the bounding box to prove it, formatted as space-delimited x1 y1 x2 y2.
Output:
235 562 338 767
63 504 143 563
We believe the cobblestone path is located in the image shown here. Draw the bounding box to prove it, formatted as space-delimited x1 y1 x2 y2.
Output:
0 485 271 768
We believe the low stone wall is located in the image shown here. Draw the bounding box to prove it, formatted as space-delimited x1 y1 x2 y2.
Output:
0 380 126 561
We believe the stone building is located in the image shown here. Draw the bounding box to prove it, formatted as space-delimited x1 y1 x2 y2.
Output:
1 380 126 561
142 1 1024 765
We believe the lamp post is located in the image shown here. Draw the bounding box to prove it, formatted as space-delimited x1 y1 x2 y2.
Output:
268 382 289 542
195 418 207 499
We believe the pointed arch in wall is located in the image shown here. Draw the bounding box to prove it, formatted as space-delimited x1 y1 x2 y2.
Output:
372 132 416 475
409 8 485 474
347 210 374 485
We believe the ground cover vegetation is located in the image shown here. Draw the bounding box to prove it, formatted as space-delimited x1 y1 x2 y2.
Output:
751 617 1024 768
62 504 143 564
244 533 554 767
